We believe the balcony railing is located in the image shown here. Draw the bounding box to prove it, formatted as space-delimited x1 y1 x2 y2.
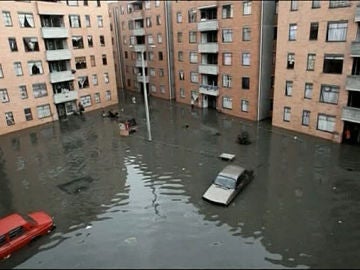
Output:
50 70 75 83
198 64 218 75
53 90 78 104
341 106 360 123
37 1 66 15
355 5 360 22
346 75 360 91
135 59 147 67
199 84 219 96
133 28 145 36
132 44 146 52
41 27 68 38
197 20 218 31
198 43 218 53
46 49 71 61
351 41 360 56
137 74 149 83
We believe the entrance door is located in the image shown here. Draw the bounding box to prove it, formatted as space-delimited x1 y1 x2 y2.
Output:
202 95 208 108
56 103 67 119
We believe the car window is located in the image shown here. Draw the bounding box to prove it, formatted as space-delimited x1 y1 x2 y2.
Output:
214 175 235 189
0 235 6 246
8 226 24 240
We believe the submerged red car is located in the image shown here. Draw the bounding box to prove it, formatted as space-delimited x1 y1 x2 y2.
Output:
0 211 56 260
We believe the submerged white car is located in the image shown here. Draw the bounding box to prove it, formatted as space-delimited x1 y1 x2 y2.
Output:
202 165 254 206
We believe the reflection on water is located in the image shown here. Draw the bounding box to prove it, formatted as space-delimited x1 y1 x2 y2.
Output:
0 91 359 269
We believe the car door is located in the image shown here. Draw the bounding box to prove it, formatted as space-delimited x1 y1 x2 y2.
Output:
8 226 30 253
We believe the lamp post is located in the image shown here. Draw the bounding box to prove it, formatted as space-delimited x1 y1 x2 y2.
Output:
140 49 152 141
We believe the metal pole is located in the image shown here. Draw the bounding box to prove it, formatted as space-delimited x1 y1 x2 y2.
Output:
141 50 152 141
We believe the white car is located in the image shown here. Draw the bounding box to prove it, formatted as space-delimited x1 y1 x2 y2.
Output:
202 165 253 206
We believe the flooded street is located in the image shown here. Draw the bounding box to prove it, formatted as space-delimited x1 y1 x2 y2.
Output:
1 91 360 269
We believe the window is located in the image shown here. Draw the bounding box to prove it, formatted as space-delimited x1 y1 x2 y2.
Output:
222 29 233 43
156 15 161 25
19 85 28 99
147 35 154 44
100 35 105 46
323 54 343 74
23 37 39 52
283 107 291 122
18 13 34 28
96 0 101 7
302 110 310 126
287 53 295 69
75 57 86 70
104 72 109 83
90 55 96 67
78 76 89 89
14 62 23 76
145 0 150 9
188 9 196 23
97 16 103 27
290 0 298 10
309 22 318 40
285 81 293 96
87 35 93 47
92 74 98 85
72 36 84 49
9 38 18 52
243 27 251 41
5 112 15 126
242 77 250 89
33 83 48 98
69 15 81 28
2 11 12 26
241 100 249 112
84 0 88 5
178 51 183 62
329 0 350 8
157 51 163 61
222 4 233 18
177 12 182 23
155 0 160 7
222 96 232 109
307 54 316 71
289 24 297 41
85 15 90 27
105 90 111 101
243 1 252 15
320 85 339 104
24 108 33 121
180 88 185 98
150 68 156 77
177 32 183 43
189 31 197 43
317 114 335 132
94 93 100 103
102 54 107 65
159 68 164 77
67 0 78 6
304 83 313 99
190 52 198 63
151 85 156 93
157 33 163 43
223 53 232 66
326 21 347 42
190 72 198 83
242 53 251 66
0 64 3 78
312 0 320 8
223 74 232 88
179 70 184 80
146 17 152 27
28 61 43 75
0 89 9 103
36 104 51 119
148 51 154 61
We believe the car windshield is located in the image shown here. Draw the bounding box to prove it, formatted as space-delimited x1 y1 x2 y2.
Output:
214 175 235 189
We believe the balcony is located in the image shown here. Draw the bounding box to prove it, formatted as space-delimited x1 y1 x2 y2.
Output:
131 44 146 52
133 28 145 36
346 75 360 91
137 74 149 83
53 90 78 104
341 106 360 123
197 20 218 32
135 59 147 67
50 70 75 83
198 64 218 75
198 43 218 53
46 49 71 61
199 84 219 96
36 1 65 15
41 27 68 39
355 5 360 22
351 41 360 56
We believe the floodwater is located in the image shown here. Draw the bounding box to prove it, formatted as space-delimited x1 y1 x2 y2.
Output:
0 91 360 269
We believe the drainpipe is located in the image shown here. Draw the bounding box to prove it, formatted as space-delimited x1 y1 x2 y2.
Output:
164 1 174 100
257 0 264 121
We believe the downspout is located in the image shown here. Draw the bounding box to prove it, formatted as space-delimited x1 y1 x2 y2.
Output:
257 0 264 121
164 1 173 100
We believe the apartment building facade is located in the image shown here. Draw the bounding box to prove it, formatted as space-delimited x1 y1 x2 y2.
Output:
272 0 360 144
109 0 174 101
0 0 118 136
171 0 276 121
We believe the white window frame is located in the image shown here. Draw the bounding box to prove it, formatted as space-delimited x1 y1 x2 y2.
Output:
307 54 316 70
2 11 12 26
284 107 291 122
317 114 335 132
105 90 111 101
320 85 339 104
222 4 233 19
243 27 251 41
327 21 347 41
0 89 9 103
223 53 232 66
222 29 233 43
37 104 51 119
222 96 232 109
104 72 109 84
289 24 297 41
285 81 293 96
242 53 250 66
0 64 3 78
180 88 185 98
28 61 44 75
223 74 232 88
241 100 249 112
97 15 103 28
92 74 98 85
80 95 92 107
69 14 81 28
304 83 313 99
18 13 34 28
33 83 48 98
94 92 101 103
14 62 23 76
302 110 310 126
190 71 198 83
177 12 182 23
243 1 252 15
190 52 198 63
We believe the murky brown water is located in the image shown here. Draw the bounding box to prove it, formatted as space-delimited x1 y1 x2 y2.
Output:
1 91 360 269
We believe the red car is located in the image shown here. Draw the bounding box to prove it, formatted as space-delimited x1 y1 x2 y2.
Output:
0 211 56 260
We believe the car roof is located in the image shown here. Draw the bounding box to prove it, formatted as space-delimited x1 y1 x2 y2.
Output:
0 213 27 236
219 165 245 179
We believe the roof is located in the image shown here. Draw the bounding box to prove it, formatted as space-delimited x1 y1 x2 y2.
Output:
219 165 245 179
0 213 27 236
